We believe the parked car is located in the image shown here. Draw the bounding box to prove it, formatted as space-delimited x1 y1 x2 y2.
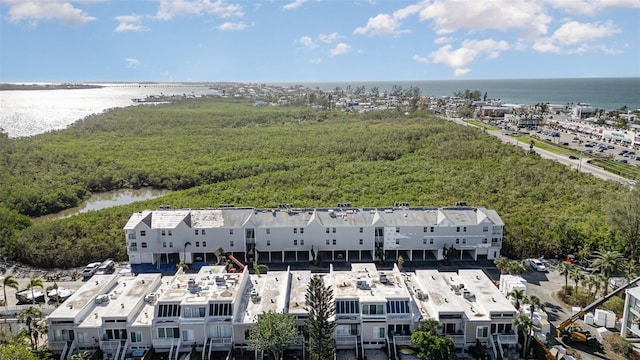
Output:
617 159 628 163
95 258 116 275
528 259 547 272
82 262 102 279
569 155 579 160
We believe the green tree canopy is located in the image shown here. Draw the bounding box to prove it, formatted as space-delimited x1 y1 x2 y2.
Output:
410 319 455 360
305 275 336 360
248 311 299 360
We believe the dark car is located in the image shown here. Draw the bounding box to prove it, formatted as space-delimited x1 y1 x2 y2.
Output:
569 155 579 160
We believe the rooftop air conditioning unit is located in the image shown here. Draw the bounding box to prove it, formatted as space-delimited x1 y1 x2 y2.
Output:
144 293 157 304
95 294 110 305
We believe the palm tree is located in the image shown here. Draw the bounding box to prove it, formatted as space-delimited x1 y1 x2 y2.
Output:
592 250 622 295
513 313 533 359
494 256 510 274
584 274 598 297
2 275 19 308
18 306 44 350
592 273 606 298
524 295 543 321
569 267 585 300
622 260 640 283
27 278 44 305
508 289 526 310
557 261 573 293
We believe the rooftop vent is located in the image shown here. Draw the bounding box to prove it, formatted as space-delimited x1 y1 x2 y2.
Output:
159 205 171 210
144 293 157 304
337 202 352 208
455 201 468 206
95 294 110 305
379 273 388 284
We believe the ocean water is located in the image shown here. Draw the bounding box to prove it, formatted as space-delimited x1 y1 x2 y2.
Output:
1 78 638 138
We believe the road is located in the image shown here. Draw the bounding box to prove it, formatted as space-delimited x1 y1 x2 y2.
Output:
448 117 632 185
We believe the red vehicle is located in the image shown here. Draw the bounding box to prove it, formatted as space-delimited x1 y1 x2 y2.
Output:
566 254 576 264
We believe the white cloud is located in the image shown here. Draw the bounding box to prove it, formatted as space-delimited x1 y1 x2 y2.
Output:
533 20 621 53
156 0 244 20
354 13 409 36
422 38 510 76
318 32 341 44
3 0 96 26
434 36 452 44
412 54 429 64
282 0 307 10
298 36 318 48
546 0 640 16
125 58 141 68
114 15 149 32
218 21 247 31
329 43 352 56
310 58 323 64
417 0 551 38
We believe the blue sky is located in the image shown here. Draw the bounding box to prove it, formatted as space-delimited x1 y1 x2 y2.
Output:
1 0 639 82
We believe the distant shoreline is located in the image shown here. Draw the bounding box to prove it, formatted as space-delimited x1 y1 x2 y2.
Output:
0 83 104 91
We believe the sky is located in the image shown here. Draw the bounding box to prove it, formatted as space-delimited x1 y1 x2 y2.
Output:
1 0 639 82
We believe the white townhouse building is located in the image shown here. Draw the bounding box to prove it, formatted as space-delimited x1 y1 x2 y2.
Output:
46 264 517 360
123 204 504 270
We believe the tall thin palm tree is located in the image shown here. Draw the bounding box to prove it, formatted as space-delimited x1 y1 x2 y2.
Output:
27 278 44 305
18 305 44 350
524 295 543 321
569 267 585 300
513 313 533 359
592 250 623 295
557 261 573 293
2 275 19 308
508 289 526 310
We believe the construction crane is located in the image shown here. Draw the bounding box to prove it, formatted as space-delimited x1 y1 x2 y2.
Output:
556 275 640 344
214 248 245 273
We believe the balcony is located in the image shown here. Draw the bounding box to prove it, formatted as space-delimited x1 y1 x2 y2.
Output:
445 334 465 345
129 246 138 252
392 335 412 346
334 335 358 349
336 314 360 321
211 337 233 348
152 338 176 350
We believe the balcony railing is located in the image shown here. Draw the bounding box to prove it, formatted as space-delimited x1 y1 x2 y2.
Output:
445 334 465 344
211 337 233 347
393 335 412 345
152 338 177 349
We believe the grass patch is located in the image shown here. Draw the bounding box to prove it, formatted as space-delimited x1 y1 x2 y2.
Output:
464 119 498 130
590 159 640 180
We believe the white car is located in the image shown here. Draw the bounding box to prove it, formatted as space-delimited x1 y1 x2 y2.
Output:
528 259 547 272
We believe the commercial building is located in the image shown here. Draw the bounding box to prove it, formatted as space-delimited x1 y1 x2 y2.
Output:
123 204 504 272
46 264 517 360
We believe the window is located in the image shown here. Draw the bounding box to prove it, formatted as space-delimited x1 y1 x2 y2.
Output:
326 228 330 233
51 329 75 342
456 239 460 244
130 332 142 343
195 230 199 235
266 228 270 235
230 240 234 247
362 304 384 315
140 230 146 236
267 240 271 246
423 227 428 233
462 238 466 244
482 238 488 244
168 230 172 236
293 228 297 234
130 242 137 249
202 241 207 247
476 326 488 338
430 226 435 232
196 241 200 247
301 239 304 245
430 238 434 244
386 300 410 314
183 306 206 318
300 228 304 234
463 226 467 232
326 239 330 245
336 300 360 314
396 227 400 233
374 327 386 339
201 230 205 235
162 230 166 236
359 239 363 245
483 226 489 232
294 240 298 246
332 239 336 245
229 229 234 235
106 329 127 340
332 227 336 233
336 324 359 336
456 227 460 232
359 227 364 233
444 323 456 334
169 242 173 248
423 238 427 244
163 242 167 248
141 242 147 248
210 303 233 316
157 327 180 339
158 304 181 317
492 238 500 244
182 329 194 342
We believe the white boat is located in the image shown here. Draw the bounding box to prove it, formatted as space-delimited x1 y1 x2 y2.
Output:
16 289 45 304
47 287 76 302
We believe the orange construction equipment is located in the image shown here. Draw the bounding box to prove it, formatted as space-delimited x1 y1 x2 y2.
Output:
214 247 245 273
